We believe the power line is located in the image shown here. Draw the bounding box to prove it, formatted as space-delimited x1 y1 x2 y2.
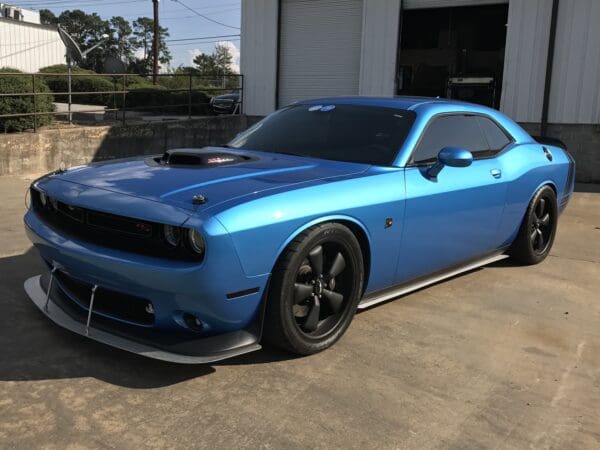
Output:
166 34 240 43
169 0 239 30
169 38 240 47
160 8 239 22
15 0 146 8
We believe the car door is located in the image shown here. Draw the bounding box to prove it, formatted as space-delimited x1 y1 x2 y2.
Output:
395 113 512 283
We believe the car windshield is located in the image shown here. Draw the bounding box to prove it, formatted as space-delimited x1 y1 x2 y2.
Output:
228 104 416 166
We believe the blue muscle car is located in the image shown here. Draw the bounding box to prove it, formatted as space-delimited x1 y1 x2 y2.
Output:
24 97 575 363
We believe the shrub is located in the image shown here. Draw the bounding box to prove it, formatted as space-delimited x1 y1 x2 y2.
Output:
38 64 115 106
117 85 212 115
0 68 54 133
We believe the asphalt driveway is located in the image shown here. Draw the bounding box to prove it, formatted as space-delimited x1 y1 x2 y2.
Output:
1 176 599 449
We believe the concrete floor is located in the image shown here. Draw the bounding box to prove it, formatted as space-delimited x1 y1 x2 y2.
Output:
0 176 599 449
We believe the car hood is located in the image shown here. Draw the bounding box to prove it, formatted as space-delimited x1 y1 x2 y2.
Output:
54 147 370 212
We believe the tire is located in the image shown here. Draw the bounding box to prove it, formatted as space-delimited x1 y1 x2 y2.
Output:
510 185 558 265
264 223 364 355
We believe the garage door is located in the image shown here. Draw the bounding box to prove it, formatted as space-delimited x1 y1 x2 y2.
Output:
403 0 507 9
278 0 363 107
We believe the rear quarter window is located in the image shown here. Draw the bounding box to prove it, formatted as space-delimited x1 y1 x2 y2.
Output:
476 116 512 151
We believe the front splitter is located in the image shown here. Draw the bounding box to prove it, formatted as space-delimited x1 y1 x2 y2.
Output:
24 275 262 364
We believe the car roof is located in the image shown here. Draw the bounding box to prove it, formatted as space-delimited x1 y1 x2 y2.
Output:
297 96 465 111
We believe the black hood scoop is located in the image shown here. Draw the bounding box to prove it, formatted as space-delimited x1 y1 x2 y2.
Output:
152 148 255 168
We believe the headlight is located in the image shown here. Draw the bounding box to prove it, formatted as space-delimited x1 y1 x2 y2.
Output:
187 229 205 255
49 196 58 211
39 190 47 207
163 224 181 247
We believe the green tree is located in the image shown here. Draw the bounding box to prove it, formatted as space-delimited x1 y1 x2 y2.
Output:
213 43 234 74
193 44 235 76
110 16 135 64
39 9 58 25
131 17 171 75
192 53 217 76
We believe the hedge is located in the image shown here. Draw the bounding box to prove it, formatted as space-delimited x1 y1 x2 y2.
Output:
38 65 116 106
0 68 54 133
115 85 212 115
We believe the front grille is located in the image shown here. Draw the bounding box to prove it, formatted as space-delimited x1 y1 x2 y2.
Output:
30 188 201 261
55 269 155 326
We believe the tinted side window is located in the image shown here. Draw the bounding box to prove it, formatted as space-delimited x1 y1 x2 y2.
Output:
412 115 488 163
477 116 511 150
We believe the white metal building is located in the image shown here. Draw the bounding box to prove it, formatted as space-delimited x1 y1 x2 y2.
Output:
0 17 66 73
241 0 600 182
1 3 41 24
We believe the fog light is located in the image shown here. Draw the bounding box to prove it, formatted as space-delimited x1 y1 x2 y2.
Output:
183 313 204 332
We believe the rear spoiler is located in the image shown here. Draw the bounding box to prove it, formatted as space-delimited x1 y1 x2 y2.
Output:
532 135 567 150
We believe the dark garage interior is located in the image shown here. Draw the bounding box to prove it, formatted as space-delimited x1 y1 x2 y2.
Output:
397 4 509 108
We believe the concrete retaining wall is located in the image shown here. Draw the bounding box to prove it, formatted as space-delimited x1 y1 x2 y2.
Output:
0 116 255 177
520 123 600 184
1 116 597 183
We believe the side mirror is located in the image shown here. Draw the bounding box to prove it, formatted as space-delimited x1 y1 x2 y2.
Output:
427 147 473 178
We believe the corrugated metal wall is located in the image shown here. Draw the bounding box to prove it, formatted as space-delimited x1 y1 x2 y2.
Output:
240 0 279 116
359 0 400 96
0 19 65 72
548 0 600 124
499 0 553 123
278 0 363 107
241 0 600 125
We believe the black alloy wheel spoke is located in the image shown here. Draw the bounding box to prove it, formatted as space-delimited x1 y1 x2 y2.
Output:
294 283 313 304
294 244 351 334
303 296 320 332
536 198 546 219
530 229 538 247
322 288 344 313
327 252 346 279
536 228 544 249
308 245 324 277
530 196 554 252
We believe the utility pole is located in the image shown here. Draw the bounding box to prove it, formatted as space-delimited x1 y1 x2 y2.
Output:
153 0 160 84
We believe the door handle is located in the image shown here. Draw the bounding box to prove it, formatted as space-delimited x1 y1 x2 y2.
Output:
490 169 502 179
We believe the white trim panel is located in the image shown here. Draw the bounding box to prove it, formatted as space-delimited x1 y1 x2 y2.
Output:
548 0 600 124
240 0 279 116
359 0 401 96
500 0 553 123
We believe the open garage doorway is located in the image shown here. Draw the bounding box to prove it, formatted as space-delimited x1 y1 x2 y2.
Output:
397 3 509 108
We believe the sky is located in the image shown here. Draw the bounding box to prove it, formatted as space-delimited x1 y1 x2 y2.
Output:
19 0 241 70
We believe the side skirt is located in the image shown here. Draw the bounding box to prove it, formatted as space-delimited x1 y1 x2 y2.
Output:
358 252 509 310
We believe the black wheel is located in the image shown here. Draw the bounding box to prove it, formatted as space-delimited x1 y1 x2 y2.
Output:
510 185 558 265
264 223 364 355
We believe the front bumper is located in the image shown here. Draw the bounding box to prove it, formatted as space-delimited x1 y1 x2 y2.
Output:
25 275 262 363
23 200 270 363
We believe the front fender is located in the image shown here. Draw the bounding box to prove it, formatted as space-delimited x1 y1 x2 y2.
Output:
273 214 372 265
213 169 407 293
